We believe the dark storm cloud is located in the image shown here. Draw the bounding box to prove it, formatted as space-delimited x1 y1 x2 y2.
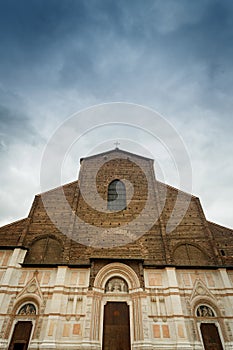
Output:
0 1 86 50
1 0 232 99
0 104 27 146
0 89 38 148
56 0 233 101
0 0 232 227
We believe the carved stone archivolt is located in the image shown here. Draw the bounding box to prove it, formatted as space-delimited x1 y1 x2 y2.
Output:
94 262 141 291
105 277 128 293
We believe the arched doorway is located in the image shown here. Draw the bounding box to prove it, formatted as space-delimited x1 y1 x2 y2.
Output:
8 302 37 350
93 262 142 348
196 304 224 350
102 302 130 350
200 323 223 350
8 321 33 350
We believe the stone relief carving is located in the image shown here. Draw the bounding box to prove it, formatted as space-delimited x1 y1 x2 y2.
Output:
27 283 37 293
196 305 215 317
18 303 36 315
105 277 128 293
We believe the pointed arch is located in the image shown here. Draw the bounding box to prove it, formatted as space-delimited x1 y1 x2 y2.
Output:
107 179 126 211
13 298 40 316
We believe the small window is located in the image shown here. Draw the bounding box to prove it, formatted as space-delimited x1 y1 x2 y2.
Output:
220 249 225 256
107 180 126 211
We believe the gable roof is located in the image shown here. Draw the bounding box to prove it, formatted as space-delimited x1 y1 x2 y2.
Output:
80 148 154 163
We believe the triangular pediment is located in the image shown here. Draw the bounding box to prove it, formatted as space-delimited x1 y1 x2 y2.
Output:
16 271 43 301
80 148 153 163
190 278 216 303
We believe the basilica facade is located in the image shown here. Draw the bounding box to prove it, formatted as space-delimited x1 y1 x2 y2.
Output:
0 148 233 350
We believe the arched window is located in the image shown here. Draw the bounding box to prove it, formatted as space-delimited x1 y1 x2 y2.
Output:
107 180 126 211
25 236 62 264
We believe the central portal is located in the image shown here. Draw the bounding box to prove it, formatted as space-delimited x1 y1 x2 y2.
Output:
102 302 131 350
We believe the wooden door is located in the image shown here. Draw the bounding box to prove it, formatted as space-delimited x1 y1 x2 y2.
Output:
8 321 33 350
102 302 130 350
201 323 224 350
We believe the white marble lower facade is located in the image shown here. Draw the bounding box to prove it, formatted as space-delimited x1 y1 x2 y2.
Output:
1 248 233 349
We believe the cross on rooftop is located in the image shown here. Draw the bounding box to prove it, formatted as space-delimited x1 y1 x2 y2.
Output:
114 141 120 149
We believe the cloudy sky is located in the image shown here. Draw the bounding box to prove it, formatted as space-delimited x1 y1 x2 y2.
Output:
0 0 233 229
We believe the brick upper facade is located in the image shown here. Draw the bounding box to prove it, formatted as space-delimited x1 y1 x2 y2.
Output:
0 148 232 267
